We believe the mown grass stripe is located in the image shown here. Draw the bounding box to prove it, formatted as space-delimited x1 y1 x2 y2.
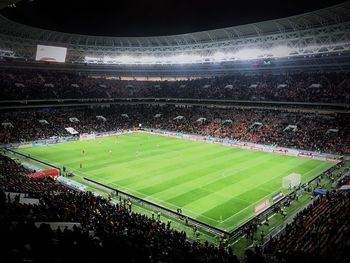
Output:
17 132 334 231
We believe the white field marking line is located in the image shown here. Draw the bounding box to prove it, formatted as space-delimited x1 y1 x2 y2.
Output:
147 152 268 204
206 160 330 225
220 164 324 225
57 145 300 224
16 148 232 226
218 189 275 226
17 149 107 184
45 140 180 174
23 148 323 224
176 154 281 208
18 143 219 235
89 144 212 184
154 158 272 222
144 150 253 196
169 144 238 164
23 151 90 181
219 161 331 225
172 147 251 169
115 144 330 190
191 169 252 205
21 141 220 230
118 143 207 167
86 173 220 223
105 142 250 193
45 144 137 169
87 141 207 174
141 131 339 163
21 143 333 227
17 150 65 168
24 146 220 223
117 183 219 223
117 156 254 220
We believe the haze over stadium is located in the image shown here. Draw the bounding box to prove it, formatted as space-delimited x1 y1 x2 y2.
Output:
0 1 350 263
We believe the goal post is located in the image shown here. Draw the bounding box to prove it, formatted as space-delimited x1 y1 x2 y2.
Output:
282 173 301 189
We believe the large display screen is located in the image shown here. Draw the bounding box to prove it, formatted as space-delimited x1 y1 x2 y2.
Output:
35 45 67 62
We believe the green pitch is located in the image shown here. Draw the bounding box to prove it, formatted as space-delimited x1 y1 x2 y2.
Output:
17 132 334 232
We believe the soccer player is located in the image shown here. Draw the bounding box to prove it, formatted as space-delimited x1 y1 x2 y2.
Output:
80 163 83 169
82 149 85 155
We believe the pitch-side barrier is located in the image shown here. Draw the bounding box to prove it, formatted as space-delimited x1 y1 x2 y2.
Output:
2 128 343 240
141 128 341 163
83 177 230 237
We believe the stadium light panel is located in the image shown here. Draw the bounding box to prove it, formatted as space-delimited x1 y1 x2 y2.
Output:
269 46 293 57
234 48 263 60
84 44 340 65
211 52 227 61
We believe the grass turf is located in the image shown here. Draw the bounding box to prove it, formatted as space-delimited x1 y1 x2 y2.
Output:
17 132 335 232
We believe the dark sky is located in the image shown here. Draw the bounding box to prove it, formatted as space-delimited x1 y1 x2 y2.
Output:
1 0 346 37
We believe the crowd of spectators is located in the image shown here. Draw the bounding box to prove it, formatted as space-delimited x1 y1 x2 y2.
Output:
1 105 349 154
262 190 350 263
0 154 68 195
0 154 238 263
1 68 350 262
1 142 349 262
0 69 350 103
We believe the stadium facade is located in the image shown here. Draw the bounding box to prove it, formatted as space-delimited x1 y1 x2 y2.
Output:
1 2 350 76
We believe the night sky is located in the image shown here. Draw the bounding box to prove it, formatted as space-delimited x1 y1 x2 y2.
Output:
1 0 346 37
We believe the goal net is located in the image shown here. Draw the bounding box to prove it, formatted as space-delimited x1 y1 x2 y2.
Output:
282 173 301 189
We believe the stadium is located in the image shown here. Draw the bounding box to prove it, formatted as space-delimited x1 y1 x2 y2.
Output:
0 0 350 262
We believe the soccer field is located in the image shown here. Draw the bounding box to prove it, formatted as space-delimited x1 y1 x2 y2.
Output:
17 132 334 232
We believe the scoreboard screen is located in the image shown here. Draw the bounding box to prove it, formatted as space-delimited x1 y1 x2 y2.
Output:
35 45 67 63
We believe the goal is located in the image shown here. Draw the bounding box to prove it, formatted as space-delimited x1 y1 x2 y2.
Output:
282 173 301 189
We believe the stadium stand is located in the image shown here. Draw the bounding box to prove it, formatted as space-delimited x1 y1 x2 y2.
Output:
0 155 67 195
0 154 238 263
1 1 350 262
1 138 349 262
0 69 350 103
1 105 349 154
261 189 350 263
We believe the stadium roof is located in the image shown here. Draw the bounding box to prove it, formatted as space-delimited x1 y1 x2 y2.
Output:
0 1 350 47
